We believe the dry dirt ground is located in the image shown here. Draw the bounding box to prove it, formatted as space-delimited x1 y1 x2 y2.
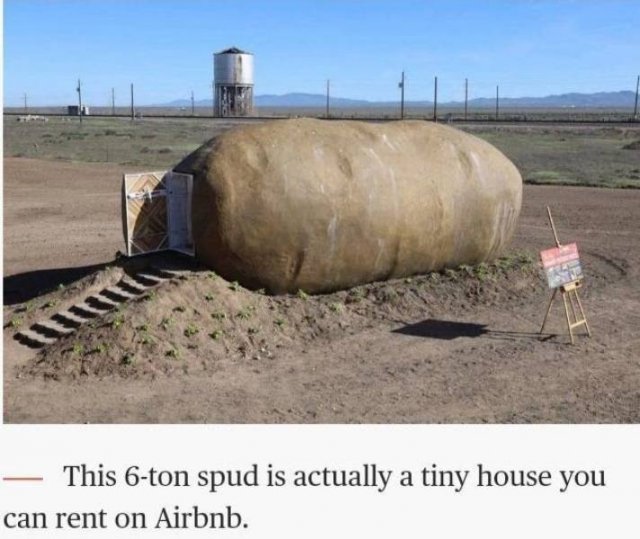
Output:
3 157 640 423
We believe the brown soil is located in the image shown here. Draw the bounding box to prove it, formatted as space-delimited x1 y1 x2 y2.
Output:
4 157 640 423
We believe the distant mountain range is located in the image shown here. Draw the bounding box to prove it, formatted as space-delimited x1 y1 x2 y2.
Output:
160 90 637 109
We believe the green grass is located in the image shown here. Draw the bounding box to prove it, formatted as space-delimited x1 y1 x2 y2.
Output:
4 116 639 189
9 317 23 328
111 313 125 329
121 353 135 366
91 343 110 354
209 329 224 340
466 125 640 189
3 117 226 167
183 324 199 338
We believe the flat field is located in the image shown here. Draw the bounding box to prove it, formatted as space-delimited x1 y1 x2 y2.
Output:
3 117 640 423
5 115 640 187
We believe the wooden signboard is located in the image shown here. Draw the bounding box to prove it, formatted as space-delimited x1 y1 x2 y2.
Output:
540 242 583 289
539 207 591 344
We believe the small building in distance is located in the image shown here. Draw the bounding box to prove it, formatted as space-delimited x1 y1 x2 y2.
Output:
214 47 254 117
67 105 90 116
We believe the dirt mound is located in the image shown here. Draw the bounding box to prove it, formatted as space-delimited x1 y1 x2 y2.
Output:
14 251 545 381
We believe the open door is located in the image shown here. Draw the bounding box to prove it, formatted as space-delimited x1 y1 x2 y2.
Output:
122 171 194 257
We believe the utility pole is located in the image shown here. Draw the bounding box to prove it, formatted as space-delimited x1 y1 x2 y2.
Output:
464 78 468 121
23 93 28 114
634 75 639 121
77 79 83 124
495 85 500 121
399 71 405 119
191 90 195 116
433 75 438 121
111 88 115 116
130 83 135 121
326 79 330 119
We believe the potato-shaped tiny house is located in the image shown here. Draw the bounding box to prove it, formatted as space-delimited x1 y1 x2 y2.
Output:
124 119 522 293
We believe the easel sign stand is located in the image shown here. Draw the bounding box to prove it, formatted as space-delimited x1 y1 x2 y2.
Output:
539 206 592 344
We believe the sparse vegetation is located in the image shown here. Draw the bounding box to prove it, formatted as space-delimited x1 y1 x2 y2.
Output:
121 353 135 366
160 316 174 330
9 317 23 328
209 329 224 340
236 306 255 320
376 287 398 303
184 324 199 338
444 268 459 280
140 334 154 345
347 288 366 303
474 262 491 281
165 348 180 359
111 313 125 329
5 117 638 189
91 343 109 354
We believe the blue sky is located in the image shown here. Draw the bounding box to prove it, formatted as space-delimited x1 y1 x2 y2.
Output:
3 0 639 106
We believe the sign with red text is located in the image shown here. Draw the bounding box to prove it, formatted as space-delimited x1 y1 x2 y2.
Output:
540 242 583 289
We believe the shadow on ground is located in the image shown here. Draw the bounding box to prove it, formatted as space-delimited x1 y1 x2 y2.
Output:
4 263 111 305
4 252 199 306
393 319 488 339
393 318 557 342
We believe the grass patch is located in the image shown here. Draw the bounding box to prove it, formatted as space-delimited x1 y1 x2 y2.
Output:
184 324 199 338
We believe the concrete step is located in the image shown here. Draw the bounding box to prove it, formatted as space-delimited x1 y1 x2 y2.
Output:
134 272 165 286
33 320 75 337
103 287 135 301
52 311 85 327
118 278 148 294
86 295 118 310
15 329 57 347
71 303 105 317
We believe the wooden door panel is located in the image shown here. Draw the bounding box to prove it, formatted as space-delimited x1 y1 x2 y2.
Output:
123 171 169 256
122 171 194 257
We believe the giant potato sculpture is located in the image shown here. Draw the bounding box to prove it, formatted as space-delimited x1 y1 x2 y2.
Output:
174 119 522 293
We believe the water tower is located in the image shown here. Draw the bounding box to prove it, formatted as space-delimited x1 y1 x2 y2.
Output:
214 47 254 117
